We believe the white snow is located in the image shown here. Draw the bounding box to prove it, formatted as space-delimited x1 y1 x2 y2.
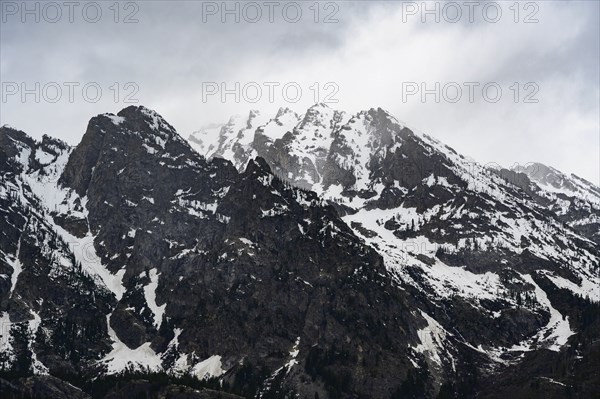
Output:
260 109 299 142
546 273 600 303
0 312 13 367
343 208 504 300
165 328 190 375
100 314 162 373
56 226 126 300
28 309 49 374
521 274 576 352
189 124 222 157
413 311 449 365
20 146 127 300
424 260 503 300
142 143 157 154
140 107 169 133
143 269 166 328
539 376 567 387
7 228 24 297
191 355 225 379
35 150 55 164
284 337 301 372
238 237 254 246
105 114 125 125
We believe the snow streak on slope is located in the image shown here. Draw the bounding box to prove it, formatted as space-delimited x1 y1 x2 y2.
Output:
7 223 24 297
189 104 600 369
544 272 600 302
54 225 126 300
521 274 576 352
23 147 127 300
28 309 50 374
414 311 449 366
143 268 166 328
0 312 14 365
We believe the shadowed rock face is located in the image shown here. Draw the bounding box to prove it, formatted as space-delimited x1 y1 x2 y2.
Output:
58 107 430 398
187 104 600 398
1 105 600 399
0 108 432 399
0 125 115 379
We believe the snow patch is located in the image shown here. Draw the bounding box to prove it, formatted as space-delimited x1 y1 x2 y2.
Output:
143 269 166 328
191 355 225 380
413 311 448 365
522 274 576 352
546 274 600 303
105 114 125 125
100 314 162 373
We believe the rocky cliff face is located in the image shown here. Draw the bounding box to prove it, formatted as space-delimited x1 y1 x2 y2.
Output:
0 126 115 381
1 105 599 399
186 104 600 397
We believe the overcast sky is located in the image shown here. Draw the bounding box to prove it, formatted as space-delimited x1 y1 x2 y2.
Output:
1 0 598 183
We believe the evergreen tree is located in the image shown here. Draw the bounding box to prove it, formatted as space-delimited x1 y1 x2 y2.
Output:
10 322 33 377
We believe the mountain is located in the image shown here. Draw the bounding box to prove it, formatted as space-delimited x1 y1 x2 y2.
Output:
188 104 600 396
510 162 600 246
0 105 599 399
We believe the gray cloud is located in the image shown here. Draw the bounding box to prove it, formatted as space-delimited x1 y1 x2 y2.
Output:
1 0 598 183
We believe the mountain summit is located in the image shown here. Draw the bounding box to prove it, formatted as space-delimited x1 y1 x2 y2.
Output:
0 105 598 398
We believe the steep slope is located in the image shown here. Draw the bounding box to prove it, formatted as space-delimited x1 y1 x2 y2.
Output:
1 107 468 399
189 111 271 170
0 127 115 379
189 104 351 190
2 104 598 398
509 162 600 246
188 123 224 157
189 104 600 397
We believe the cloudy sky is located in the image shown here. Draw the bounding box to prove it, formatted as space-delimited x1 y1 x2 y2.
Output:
1 0 598 183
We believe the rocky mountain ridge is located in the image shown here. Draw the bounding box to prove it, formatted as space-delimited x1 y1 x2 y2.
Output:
0 105 599 398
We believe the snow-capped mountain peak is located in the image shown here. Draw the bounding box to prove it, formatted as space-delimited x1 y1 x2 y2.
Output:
514 162 600 204
3 106 598 398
